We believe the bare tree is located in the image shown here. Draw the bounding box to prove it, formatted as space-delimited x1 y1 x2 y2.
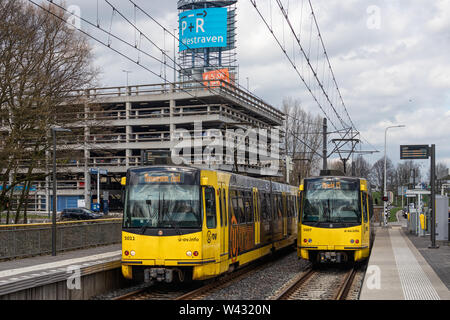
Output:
282 97 322 185
369 157 395 192
352 155 371 180
436 162 449 180
396 160 422 187
0 1 98 223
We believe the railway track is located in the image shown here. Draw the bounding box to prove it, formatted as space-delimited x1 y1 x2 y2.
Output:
114 253 282 300
113 283 199 300
274 266 358 300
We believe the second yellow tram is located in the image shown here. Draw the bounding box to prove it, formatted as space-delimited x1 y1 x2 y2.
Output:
298 174 374 264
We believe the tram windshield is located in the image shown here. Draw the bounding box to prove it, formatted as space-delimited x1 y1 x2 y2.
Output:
123 170 202 229
302 178 361 225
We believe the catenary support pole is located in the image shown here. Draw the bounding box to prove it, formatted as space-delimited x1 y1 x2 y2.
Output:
322 118 327 170
429 144 439 248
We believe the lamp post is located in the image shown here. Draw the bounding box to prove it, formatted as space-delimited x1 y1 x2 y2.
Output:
51 127 72 256
122 70 132 87
383 125 405 227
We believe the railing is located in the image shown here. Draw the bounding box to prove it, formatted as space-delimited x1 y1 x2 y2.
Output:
0 218 122 261
69 81 284 123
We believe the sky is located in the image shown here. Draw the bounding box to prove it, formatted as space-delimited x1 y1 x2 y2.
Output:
55 0 450 175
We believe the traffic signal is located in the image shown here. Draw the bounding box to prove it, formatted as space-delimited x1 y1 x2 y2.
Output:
382 196 388 202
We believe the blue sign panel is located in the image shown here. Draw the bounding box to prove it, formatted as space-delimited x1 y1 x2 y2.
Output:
179 8 227 51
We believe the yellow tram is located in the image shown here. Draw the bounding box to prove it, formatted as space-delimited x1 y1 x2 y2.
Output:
121 166 298 283
298 173 374 264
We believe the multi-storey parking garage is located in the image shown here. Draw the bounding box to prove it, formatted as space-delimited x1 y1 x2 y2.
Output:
27 80 284 213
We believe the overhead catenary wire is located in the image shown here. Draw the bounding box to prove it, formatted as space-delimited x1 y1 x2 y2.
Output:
249 0 339 132
28 0 235 120
251 0 379 157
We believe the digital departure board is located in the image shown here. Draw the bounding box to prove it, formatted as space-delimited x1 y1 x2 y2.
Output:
400 145 429 160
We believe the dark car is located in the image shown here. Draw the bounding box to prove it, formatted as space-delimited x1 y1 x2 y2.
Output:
61 207 103 220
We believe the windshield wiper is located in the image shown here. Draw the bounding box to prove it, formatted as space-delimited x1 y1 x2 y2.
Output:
161 196 181 235
141 193 160 235
170 215 181 235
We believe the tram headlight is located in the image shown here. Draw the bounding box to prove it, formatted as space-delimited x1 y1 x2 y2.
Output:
186 251 192 257
124 250 129 256
130 250 136 256
355 239 359 244
193 251 199 257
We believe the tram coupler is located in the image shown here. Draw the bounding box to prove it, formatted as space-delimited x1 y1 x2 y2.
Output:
319 251 347 263
144 268 174 283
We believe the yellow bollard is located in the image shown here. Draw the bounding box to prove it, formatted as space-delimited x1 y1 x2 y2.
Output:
420 214 425 230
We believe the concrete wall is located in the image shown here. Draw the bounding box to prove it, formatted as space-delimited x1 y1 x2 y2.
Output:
0 219 122 260
0 260 129 300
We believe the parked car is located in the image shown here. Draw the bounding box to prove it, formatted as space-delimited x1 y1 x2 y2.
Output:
61 207 103 220
403 206 408 218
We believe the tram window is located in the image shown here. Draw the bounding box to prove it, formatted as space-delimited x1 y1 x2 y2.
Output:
205 187 216 229
260 193 267 220
230 189 239 223
272 195 277 220
273 195 278 220
273 195 277 220
368 195 374 220
267 194 272 220
289 196 294 217
285 197 290 217
362 193 368 223
256 192 261 222
293 195 298 218
298 192 303 220
265 193 271 220
223 189 227 226
244 191 253 223
219 189 223 227
237 191 245 223
278 195 283 219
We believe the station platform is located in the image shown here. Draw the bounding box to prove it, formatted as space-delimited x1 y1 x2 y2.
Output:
0 244 121 298
360 221 450 300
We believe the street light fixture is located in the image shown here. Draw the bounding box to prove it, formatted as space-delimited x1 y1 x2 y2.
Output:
51 126 72 256
383 125 405 227
122 70 132 87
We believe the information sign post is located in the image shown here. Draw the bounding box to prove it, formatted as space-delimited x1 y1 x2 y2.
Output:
400 144 438 249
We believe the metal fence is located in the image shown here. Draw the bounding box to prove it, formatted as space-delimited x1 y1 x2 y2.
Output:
373 206 384 225
0 218 122 260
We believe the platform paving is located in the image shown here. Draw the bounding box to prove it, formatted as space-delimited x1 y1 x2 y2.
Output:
0 244 121 280
405 231 450 290
360 225 450 300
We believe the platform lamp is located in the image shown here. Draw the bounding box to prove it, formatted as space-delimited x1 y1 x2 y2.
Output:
383 125 405 227
51 126 72 256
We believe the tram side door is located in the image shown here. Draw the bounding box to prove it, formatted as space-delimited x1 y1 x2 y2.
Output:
361 192 370 248
283 193 287 237
252 188 260 246
202 186 220 274
219 183 228 270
